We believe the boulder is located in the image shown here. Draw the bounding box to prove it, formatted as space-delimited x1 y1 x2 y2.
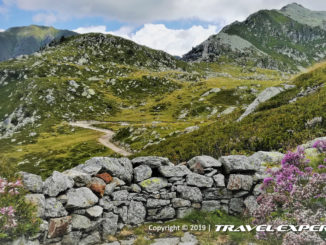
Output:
249 151 284 165
127 201 146 225
244 196 259 215
146 199 170 208
220 155 259 173
139 177 168 193
112 190 129 201
104 182 117 196
187 156 222 170
132 156 172 168
229 198 244 214
25 194 45 218
80 231 101 245
48 216 72 239
43 171 74 197
45 198 68 218
19 172 43 193
158 165 191 177
227 174 253 191
134 165 152 182
154 207 175 220
213 174 225 187
186 173 213 187
201 201 221 212
102 212 119 237
176 185 202 202
66 187 99 209
172 198 191 208
86 205 103 218
71 214 92 230
62 169 91 187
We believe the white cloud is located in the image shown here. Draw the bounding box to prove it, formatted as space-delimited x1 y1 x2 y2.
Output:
74 24 219 56
4 0 326 25
0 29 5 32
32 13 58 25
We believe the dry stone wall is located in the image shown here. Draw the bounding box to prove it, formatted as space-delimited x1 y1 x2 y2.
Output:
16 151 285 245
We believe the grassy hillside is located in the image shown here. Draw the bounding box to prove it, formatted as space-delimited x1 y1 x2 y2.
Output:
139 62 326 162
0 25 76 61
0 33 287 177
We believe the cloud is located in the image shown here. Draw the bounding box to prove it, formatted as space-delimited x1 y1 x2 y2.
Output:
0 29 5 32
74 24 219 56
32 13 58 25
4 0 326 25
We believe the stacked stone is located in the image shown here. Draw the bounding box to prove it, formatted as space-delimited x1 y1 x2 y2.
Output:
19 151 283 245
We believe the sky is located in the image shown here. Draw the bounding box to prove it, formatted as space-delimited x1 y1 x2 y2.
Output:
1 0 326 56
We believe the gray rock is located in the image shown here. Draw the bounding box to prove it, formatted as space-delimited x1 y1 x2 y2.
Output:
244 196 259 215
158 165 191 177
86 205 103 218
130 184 141 193
57 194 68 204
134 165 152 182
253 184 264 196
25 194 45 217
229 198 244 214
85 157 133 183
202 188 232 200
176 185 202 202
45 198 68 218
19 172 43 193
154 207 175 220
62 231 82 245
132 156 171 168
139 177 168 193
237 86 285 121
112 190 129 201
43 171 74 197
249 151 284 165
76 162 102 176
120 239 136 245
62 169 91 187
177 208 194 218
99 196 114 211
201 201 221 212
102 212 118 237
186 173 213 187
220 155 259 173
213 174 225 187
118 206 128 223
112 177 126 186
180 232 199 245
105 182 117 195
227 174 253 191
71 214 92 230
161 192 177 199
127 201 146 225
233 191 249 197
79 231 101 245
151 237 180 245
66 187 99 209
152 237 180 245
147 199 170 208
172 198 191 208
187 155 222 169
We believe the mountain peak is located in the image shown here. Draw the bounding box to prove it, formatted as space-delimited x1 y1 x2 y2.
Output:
281 2 306 11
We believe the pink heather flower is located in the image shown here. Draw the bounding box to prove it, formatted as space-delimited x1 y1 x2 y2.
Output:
318 165 326 169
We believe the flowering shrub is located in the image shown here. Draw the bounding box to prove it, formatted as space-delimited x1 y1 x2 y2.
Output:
253 142 326 244
0 176 40 241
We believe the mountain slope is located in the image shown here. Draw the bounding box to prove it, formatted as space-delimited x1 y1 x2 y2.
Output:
183 4 326 71
0 25 76 61
140 62 326 162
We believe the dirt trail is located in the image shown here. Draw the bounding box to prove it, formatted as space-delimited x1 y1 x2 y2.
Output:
68 121 132 157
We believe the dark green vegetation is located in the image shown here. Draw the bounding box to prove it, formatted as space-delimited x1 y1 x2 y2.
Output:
0 25 76 61
141 63 326 162
183 3 326 72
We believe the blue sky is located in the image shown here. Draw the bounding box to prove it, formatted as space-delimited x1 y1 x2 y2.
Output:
1 0 326 56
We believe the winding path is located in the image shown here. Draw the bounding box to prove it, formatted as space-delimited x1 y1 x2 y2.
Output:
68 121 132 157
